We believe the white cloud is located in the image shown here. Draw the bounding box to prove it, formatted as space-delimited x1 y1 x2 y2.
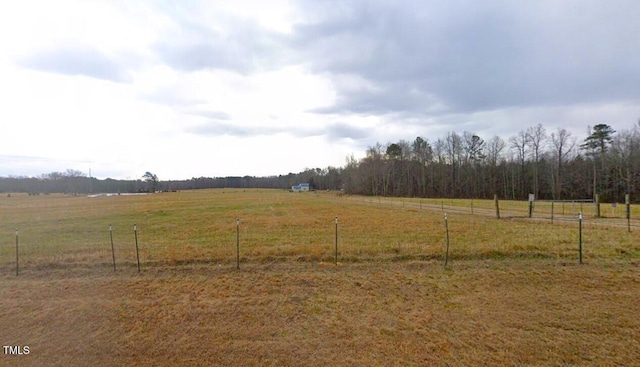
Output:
1 0 639 180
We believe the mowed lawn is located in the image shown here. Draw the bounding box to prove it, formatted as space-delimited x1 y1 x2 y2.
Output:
0 189 639 366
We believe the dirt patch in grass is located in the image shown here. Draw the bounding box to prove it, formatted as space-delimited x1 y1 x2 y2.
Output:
1 260 639 366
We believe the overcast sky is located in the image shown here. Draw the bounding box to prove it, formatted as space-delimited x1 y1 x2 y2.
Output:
1 0 638 179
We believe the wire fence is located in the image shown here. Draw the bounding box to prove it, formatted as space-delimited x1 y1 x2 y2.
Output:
340 195 640 230
1 193 638 275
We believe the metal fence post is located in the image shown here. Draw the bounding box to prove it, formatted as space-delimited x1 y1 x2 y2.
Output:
15 228 19 276
110 225 116 272
626 194 631 233
578 213 583 264
236 218 240 270
134 224 140 272
444 214 450 268
334 216 338 265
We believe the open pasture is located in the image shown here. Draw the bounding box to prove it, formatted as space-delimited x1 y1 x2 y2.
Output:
0 189 638 271
1 189 639 366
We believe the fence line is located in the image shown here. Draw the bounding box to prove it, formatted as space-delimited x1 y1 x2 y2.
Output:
1 194 638 274
338 195 640 230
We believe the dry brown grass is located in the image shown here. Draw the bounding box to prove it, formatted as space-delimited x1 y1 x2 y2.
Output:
1 190 639 365
1 189 638 271
1 261 639 366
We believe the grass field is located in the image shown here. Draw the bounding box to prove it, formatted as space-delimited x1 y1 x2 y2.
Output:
1 189 639 366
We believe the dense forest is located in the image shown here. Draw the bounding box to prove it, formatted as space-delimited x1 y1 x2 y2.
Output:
2 122 639 202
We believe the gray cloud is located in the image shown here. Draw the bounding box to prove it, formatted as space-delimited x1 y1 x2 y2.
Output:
326 122 369 141
137 1 640 146
187 120 369 142
290 0 640 117
188 121 282 137
20 47 131 83
153 1 640 128
154 4 286 74
311 81 444 116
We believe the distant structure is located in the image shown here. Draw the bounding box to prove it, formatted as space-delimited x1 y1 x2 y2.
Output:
291 183 310 192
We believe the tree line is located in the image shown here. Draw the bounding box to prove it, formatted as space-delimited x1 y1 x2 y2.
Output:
0 169 339 195
341 122 639 202
1 122 638 202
